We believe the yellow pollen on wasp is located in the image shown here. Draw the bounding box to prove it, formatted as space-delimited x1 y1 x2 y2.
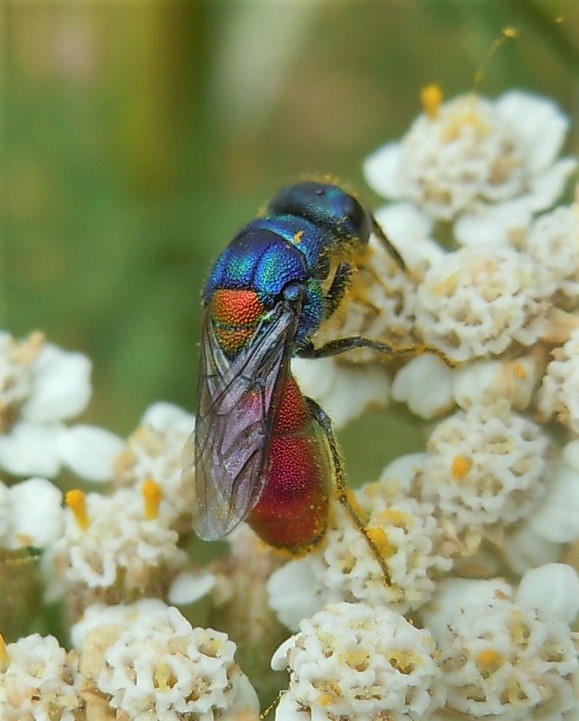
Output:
293 230 304 244
367 526 394 559
477 649 503 670
142 478 163 520
66 489 90 530
452 456 472 481
0 634 9 672
512 361 527 379
420 84 444 119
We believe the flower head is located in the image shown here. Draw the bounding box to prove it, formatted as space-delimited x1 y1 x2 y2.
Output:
419 402 550 548
0 633 81 721
414 245 550 362
268 478 452 629
436 587 578 721
0 332 92 477
114 402 197 530
42 487 187 616
520 201 579 300
538 328 579 433
271 602 445 721
79 604 259 721
364 90 576 234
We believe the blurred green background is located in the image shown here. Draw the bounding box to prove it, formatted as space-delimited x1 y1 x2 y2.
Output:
2 0 578 482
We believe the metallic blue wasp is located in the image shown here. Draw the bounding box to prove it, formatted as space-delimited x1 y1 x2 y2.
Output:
183 181 408 582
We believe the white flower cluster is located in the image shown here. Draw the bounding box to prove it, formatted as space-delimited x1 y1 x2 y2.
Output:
538 328 579 433
296 90 578 424
42 487 188 616
0 633 82 721
424 565 579 721
114 402 197 530
419 402 550 542
0 604 258 721
270 87 579 721
364 90 575 230
415 244 551 362
0 331 93 477
77 603 259 721
0 87 578 721
271 602 445 721
270 567 579 721
268 484 451 631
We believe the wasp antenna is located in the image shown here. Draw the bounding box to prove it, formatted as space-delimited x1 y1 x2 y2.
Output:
472 27 519 95
371 216 406 272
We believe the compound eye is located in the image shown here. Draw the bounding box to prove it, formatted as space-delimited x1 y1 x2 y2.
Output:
342 194 371 241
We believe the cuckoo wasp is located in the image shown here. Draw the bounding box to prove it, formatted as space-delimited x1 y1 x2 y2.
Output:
183 181 409 583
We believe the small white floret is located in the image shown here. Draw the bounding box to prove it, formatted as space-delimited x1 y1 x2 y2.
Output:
57 424 124 482
516 563 579 625
537 328 579 433
392 353 454 418
5 477 64 549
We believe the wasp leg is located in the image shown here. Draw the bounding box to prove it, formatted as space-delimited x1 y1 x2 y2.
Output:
298 335 453 367
299 335 408 359
324 262 353 320
305 397 392 586
371 216 406 271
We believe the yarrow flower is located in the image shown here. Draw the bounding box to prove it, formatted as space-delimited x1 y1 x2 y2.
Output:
271 602 445 721
42 486 188 618
519 200 579 300
364 90 576 239
0 633 82 721
538 328 579 433
1 84 578 721
0 332 92 477
268 479 452 630
78 603 259 721
418 402 550 543
424 568 579 721
414 245 551 362
114 402 197 530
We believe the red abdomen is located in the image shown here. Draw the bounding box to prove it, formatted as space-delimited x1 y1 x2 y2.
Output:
248 375 331 553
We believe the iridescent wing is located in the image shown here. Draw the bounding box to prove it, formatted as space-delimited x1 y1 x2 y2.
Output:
182 299 300 540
